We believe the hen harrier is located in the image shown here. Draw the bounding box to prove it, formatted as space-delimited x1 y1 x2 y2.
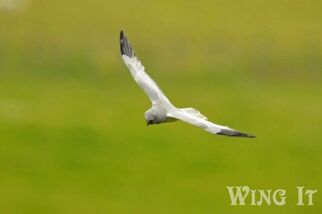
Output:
120 31 255 138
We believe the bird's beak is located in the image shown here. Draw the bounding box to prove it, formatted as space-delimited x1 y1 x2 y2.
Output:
147 120 152 126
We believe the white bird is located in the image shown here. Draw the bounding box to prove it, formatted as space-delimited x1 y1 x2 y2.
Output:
120 31 255 138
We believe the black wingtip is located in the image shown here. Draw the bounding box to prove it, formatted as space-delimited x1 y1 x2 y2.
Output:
120 30 134 57
217 129 256 138
120 30 124 40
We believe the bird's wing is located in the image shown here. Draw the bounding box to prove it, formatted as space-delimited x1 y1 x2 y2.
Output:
120 31 172 106
168 108 255 138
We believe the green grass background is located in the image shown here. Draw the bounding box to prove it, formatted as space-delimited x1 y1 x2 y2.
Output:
0 0 321 213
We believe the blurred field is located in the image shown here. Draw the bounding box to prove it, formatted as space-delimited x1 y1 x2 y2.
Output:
0 0 322 213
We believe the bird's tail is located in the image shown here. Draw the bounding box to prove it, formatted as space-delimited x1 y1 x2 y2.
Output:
180 107 208 120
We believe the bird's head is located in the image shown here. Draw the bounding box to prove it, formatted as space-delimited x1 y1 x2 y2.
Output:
146 119 153 126
145 109 155 126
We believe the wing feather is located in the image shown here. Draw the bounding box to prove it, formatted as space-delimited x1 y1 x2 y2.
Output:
168 109 255 138
120 31 172 106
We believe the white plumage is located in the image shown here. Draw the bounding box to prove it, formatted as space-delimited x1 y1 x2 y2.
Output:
120 31 255 138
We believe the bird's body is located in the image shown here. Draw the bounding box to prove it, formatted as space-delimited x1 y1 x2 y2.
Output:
120 30 255 138
145 105 174 124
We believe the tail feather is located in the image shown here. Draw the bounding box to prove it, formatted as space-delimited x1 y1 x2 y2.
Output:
180 107 208 120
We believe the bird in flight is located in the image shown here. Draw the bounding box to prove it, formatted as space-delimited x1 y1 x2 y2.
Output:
120 31 255 138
